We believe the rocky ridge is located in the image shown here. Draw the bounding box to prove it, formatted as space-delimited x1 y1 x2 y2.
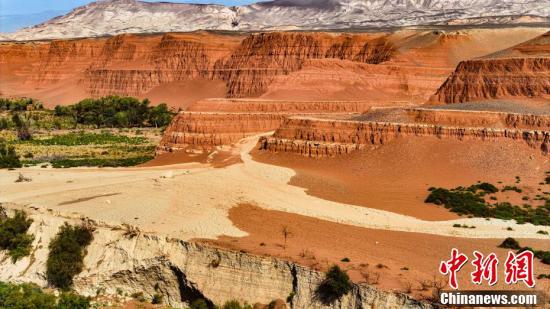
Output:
258 117 550 157
2 0 548 41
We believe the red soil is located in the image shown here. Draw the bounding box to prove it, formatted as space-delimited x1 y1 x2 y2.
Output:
200 204 549 300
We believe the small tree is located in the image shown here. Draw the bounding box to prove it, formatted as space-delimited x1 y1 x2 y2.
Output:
0 142 21 169
281 225 292 250
315 265 353 304
46 223 94 290
11 113 31 141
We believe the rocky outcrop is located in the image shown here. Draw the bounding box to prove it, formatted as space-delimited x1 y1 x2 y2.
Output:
406 108 550 130
258 117 550 157
432 57 550 103
0 205 432 308
158 112 285 153
188 98 375 113
214 32 395 97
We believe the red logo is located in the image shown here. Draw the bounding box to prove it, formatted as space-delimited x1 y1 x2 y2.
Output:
440 249 536 289
504 250 535 288
471 251 499 286
439 248 468 289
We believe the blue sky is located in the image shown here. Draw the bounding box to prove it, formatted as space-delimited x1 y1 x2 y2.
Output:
0 0 257 32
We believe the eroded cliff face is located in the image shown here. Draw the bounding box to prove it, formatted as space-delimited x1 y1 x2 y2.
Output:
406 108 550 130
158 112 286 152
188 98 376 113
213 32 396 98
432 57 550 103
1 28 547 106
258 117 550 157
0 205 432 309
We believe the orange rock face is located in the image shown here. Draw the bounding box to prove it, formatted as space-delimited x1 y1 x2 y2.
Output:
432 31 550 103
405 108 550 130
2 28 545 107
157 112 285 153
258 117 549 157
432 58 550 103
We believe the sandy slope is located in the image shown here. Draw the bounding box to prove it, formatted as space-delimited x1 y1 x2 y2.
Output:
0 134 547 241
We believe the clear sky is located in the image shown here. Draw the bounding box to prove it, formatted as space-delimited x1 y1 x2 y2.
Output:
0 0 257 32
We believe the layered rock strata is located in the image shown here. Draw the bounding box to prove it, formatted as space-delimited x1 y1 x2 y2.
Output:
258 117 549 157
0 205 433 309
432 57 550 103
406 108 550 130
158 112 285 153
187 98 376 113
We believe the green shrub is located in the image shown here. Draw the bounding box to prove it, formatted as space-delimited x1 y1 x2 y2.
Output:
0 210 34 262
57 292 91 309
425 185 549 226
0 142 22 169
190 299 210 309
46 223 93 290
0 281 90 309
315 265 353 304
151 293 163 304
0 281 56 308
502 186 522 193
222 300 252 309
499 237 520 250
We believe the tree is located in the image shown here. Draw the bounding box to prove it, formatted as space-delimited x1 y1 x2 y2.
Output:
281 225 292 250
11 113 31 141
315 265 353 304
0 142 22 169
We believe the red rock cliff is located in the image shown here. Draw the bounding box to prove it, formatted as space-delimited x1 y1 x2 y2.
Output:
259 117 549 157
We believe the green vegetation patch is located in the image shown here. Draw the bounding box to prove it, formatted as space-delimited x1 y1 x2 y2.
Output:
54 96 174 128
315 265 353 304
425 184 549 226
0 210 34 262
46 223 94 290
0 281 90 309
27 132 148 146
0 142 21 169
50 156 153 168
0 98 43 112
498 238 549 265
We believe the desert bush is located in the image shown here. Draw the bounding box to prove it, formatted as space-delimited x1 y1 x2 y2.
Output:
222 300 252 309
46 223 94 289
190 299 210 309
0 281 89 308
315 265 353 304
151 293 163 304
0 281 56 308
425 185 549 226
0 142 21 168
0 98 43 111
57 292 91 309
0 210 34 262
499 237 520 249
12 113 32 141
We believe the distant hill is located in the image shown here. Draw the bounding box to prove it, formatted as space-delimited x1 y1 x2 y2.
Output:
1 0 549 41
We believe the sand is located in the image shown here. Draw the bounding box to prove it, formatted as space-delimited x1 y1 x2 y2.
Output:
199 203 549 299
252 136 549 221
1 134 547 241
